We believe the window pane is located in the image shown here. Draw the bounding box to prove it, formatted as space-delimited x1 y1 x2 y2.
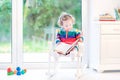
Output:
23 0 82 62
0 0 12 62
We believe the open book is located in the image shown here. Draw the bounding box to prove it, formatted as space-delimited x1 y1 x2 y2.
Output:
54 38 80 55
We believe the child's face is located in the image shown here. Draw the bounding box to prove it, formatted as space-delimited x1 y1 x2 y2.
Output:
62 19 73 31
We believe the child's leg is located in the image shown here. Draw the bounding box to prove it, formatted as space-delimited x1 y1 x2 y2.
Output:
69 48 78 61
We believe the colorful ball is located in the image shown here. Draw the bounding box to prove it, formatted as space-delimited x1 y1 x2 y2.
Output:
7 67 12 72
17 71 21 76
24 69 27 73
21 70 25 75
14 70 17 74
16 67 21 71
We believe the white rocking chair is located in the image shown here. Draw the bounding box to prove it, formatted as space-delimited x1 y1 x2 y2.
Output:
46 41 85 80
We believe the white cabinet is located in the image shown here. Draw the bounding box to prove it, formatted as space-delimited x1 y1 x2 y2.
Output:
89 21 120 72
101 35 120 64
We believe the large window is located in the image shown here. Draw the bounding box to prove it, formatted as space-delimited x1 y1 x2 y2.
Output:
0 0 82 69
23 0 82 63
0 0 12 62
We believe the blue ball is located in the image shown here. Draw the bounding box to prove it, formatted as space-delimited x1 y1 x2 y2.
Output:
17 71 21 76
16 67 21 71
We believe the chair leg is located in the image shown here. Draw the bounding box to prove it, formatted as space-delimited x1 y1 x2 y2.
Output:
46 52 53 77
47 52 59 78
46 51 55 78
53 58 59 74
48 52 51 75
76 56 81 80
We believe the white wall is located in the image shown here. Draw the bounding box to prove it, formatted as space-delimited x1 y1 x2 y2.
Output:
87 0 120 67
90 0 120 21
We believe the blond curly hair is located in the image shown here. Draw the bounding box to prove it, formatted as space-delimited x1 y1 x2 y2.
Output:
57 12 75 27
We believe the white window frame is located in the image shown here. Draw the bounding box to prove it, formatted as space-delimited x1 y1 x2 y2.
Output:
21 0 89 69
82 0 89 67
0 0 89 69
0 0 17 69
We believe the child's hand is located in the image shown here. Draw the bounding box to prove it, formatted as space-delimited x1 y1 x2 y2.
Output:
79 38 83 42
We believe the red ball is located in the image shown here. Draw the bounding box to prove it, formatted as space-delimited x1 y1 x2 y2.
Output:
7 67 12 72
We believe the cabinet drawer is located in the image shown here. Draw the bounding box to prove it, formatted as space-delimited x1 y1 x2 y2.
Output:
101 25 120 34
